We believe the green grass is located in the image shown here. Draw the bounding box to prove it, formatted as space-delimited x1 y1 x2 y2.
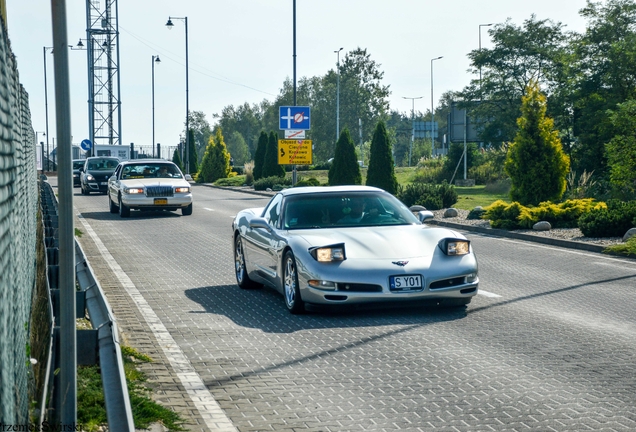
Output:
77 345 186 432
213 167 510 210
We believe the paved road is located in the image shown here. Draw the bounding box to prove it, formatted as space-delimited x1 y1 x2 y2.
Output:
63 181 636 431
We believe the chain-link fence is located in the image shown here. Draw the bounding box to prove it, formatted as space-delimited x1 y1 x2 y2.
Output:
0 17 39 423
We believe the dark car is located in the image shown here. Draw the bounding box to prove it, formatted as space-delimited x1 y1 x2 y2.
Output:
80 156 120 195
72 159 85 187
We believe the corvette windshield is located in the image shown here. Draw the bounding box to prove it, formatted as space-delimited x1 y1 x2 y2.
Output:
283 192 419 229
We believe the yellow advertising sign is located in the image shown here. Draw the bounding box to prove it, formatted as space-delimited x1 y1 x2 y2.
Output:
278 140 313 165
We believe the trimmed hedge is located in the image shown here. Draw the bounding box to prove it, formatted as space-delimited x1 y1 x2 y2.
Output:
396 181 458 210
578 200 636 237
253 176 292 191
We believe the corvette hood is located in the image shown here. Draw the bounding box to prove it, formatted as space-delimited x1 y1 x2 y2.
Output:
291 225 463 260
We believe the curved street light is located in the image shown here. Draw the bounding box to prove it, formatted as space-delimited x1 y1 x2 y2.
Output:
335 47 343 139
402 96 423 167
152 55 161 158
431 56 443 155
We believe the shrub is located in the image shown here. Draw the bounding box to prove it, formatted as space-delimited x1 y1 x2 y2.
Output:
243 161 254 185
295 177 320 187
253 175 292 191
603 236 636 257
396 181 458 210
484 199 607 230
578 200 636 237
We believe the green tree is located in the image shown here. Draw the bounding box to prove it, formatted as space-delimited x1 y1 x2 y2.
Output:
253 132 268 180
198 128 231 183
188 111 213 162
328 128 361 186
366 121 398 194
172 147 183 171
606 99 636 197
571 0 636 176
459 16 569 146
226 131 250 167
187 128 199 176
505 81 570 205
262 131 285 178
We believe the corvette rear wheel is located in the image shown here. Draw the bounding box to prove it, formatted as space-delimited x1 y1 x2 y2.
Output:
283 250 304 314
234 236 260 289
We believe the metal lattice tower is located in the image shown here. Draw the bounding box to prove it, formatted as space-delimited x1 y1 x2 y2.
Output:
85 0 121 146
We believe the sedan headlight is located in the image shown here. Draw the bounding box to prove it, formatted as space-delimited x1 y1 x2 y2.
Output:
309 243 346 262
86 174 95 181
438 238 470 256
123 187 144 194
175 187 190 193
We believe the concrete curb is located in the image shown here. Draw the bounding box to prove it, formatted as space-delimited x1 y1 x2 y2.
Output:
427 219 610 254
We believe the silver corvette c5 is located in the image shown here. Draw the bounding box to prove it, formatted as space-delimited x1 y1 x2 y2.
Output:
232 186 478 314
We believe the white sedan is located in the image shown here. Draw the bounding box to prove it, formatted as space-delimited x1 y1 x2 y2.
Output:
107 160 193 217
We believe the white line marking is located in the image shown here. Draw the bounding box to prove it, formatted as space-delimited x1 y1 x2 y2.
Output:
478 289 502 298
76 212 237 432
203 207 215 211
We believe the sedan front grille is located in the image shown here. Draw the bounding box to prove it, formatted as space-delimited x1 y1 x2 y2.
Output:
146 186 174 197
429 277 465 289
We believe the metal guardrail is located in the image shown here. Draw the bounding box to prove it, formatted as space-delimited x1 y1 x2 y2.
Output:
40 180 134 430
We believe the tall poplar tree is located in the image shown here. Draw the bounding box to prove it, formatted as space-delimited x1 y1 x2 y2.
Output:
504 80 570 206
328 128 361 185
366 121 398 194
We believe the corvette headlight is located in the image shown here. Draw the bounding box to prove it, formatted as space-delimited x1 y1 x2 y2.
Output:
86 174 95 181
308 280 336 290
438 238 470 256
175 187 190 193
123 187 144 194
309 243 346 262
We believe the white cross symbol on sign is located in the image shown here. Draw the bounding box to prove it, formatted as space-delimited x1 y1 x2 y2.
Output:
281 108 308 129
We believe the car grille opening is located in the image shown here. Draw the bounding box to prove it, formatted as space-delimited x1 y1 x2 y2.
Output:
336 283 383 292
146 186 174 197
460 287 477 294
429 277 465 289
324 295 348 301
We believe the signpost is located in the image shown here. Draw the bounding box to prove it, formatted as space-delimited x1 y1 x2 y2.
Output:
80 138 92 156
279 106 310 130
278 140 312 165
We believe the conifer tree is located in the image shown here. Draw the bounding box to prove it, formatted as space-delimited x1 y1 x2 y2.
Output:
187 128 199 176
253 131 268 180
328 128 361 186
263 131 285 178
366 121 398 194
504 80 570 206
172 147 183 171
198 128 231 183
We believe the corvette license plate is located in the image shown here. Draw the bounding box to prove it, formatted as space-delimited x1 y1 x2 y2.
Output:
154 198 168 205
389 274 422 291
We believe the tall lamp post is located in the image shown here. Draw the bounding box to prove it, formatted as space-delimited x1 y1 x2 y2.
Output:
43 46 53 170
402 96 423 167
430 56 443 156
479 23 493 98
151 55 161 158
166 16 189 173
334 47 343 139
36 131 46 172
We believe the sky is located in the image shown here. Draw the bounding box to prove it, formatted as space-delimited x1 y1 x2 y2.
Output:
7 0 590 152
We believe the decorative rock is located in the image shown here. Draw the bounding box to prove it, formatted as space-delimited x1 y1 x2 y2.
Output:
266 187 273 192
444 208 459 218
623 228 636 242
533 221 552 231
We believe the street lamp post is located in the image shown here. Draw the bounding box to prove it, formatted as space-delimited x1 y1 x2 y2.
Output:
43 46 53 170
166 16 190 174
152 55 161 158
402 96 423 167
335 47 343 139
36 131 46 172
431 56 443 156
479 23 493 98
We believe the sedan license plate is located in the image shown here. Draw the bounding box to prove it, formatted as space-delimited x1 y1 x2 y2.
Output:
390 274 422 292
154 198 168 205
100 182 108 186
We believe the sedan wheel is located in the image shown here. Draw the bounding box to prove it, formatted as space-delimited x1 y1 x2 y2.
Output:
181 203 193 216
118 196 130 218
283 251 304 314
108 194 118 213
234 236 260 289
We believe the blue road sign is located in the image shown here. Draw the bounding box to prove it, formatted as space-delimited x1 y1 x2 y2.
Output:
80 139 92 151
279 106 310 130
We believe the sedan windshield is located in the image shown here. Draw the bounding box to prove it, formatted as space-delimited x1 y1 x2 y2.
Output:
86 158 119 170
283 192 419 229
121 163 183 179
